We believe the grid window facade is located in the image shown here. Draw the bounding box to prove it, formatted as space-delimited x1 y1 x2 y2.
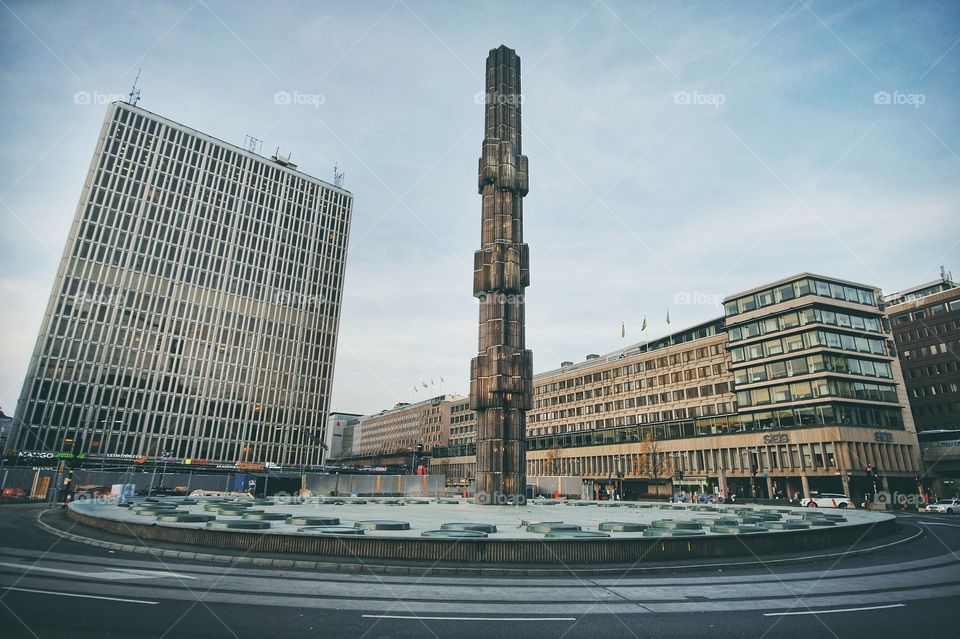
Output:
356 396 458 456
9 102 352 467
726 275 908 434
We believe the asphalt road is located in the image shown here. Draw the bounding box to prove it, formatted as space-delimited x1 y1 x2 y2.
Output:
0 505 957 638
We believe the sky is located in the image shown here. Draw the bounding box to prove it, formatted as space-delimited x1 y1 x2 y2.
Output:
0 0 958 418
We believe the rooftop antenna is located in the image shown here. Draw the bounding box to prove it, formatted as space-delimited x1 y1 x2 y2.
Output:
127 68 142 106
243 135 262 155
270 147 297 169
333 163 344 188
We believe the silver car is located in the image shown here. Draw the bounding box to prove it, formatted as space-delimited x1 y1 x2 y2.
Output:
927 498 960 514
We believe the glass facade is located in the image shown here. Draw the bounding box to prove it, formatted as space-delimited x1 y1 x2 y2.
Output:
724 276 876 317
9 102 352 467
726 275 905 433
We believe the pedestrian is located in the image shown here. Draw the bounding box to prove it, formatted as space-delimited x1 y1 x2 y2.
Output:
730 492 736 503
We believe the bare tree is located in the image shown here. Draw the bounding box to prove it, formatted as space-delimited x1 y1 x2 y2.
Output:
635 432 673 483
544 442 562 476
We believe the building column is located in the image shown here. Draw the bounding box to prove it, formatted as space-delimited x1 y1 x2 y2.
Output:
801 474 811 500
765 475 774 499
841 474 851 500
718 471 728 497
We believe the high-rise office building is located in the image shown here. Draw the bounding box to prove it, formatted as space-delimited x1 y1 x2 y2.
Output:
7 101 352 467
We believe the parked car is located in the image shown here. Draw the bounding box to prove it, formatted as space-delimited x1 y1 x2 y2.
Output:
805 492 851 508
926 498 960 514
69 485 112 502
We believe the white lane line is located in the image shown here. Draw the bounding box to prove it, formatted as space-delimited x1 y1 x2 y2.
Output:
0 561 193 581
2 586 158 605
114 567 198 579
763 603 905 617
362 615 576 621
917 522 960 528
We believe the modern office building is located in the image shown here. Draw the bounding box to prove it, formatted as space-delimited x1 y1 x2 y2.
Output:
886 270 960 496
351 394 462 458
441 396 477 480
338 418 361 461
7 101 353 468
433 274 923 501
323 412 363 463
887 273 960 432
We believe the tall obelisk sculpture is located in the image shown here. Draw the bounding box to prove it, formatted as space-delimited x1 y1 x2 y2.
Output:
470 45 533 505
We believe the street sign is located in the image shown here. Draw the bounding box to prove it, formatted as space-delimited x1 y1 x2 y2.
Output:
761 473 768 478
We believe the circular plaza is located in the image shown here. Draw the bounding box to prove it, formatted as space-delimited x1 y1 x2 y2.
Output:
67 495 895 566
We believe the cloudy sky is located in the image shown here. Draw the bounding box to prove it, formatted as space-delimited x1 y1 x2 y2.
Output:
1 0 958 418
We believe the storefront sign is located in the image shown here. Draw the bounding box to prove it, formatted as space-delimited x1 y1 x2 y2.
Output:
874 431 894 443
761 433 789 444
18 451 54 460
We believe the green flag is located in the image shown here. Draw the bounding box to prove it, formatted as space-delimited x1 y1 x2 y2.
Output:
621 322 625 338
641 316 648 332
666 308 671 325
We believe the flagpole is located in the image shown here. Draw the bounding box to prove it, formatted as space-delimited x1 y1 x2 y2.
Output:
667 308 673 346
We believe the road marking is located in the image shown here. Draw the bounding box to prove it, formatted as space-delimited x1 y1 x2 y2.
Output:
0 561 196 581
2 586 158 605
114 567 198 579
763 604 905 617
917 522 960 528
362 615 577 621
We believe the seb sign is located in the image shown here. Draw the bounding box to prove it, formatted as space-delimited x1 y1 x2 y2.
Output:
761 433 789 445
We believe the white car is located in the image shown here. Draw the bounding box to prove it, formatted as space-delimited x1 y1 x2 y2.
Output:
805 493 851 508
926 498 960 514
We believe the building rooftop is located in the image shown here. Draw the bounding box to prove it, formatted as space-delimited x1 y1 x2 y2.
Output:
113 101 352 196
723 272 879 303
884 270 956 306
535 317 724 379
365 394 466 419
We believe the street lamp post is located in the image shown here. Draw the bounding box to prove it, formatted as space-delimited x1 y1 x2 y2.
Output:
613 456 624 500
411 444 418 476
151 449 173 495
672 451 683 500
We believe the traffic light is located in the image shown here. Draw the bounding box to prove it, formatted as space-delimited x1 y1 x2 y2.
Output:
751 462 758 476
